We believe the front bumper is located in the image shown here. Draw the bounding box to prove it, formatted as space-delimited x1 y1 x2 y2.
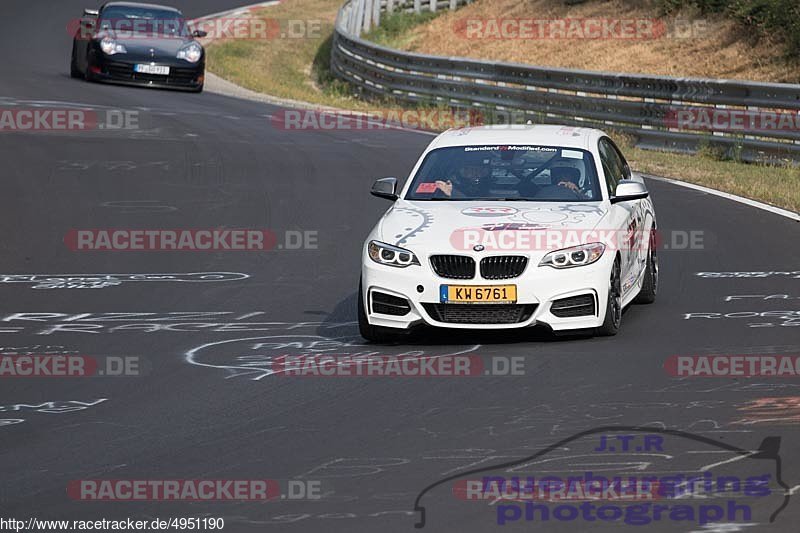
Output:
362 250 614 331
87 51 204 91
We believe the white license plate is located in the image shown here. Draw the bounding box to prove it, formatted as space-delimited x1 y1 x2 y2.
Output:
134 64 170 75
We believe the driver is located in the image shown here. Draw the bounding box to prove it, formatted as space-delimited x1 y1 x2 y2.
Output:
551 166 588 199
433 154 492 198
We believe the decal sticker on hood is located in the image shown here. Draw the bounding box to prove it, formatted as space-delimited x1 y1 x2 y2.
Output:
381 203 608 249
389 206 434 246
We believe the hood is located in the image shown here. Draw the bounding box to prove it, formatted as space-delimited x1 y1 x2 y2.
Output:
377 200 610 256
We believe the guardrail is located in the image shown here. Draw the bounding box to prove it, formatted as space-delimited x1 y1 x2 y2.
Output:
331 0 800 163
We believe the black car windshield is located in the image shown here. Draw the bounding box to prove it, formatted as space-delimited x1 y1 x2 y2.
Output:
98 6 187 36
405 145 602 202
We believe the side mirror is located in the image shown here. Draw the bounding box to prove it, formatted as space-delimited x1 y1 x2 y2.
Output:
371 177 398 201
611 180 649 204
192 29 208 38
83 8 99 16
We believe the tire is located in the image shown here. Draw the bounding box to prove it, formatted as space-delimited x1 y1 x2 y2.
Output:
634 231 658 304
357 280 403 343
596 258 622 337
70 42 83 79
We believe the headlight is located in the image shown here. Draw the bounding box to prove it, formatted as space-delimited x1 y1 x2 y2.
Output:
539 242 605 269
177 42 203 63
368 241 419 268
100 37 126 55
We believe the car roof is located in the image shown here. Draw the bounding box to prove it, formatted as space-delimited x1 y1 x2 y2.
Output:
426 124 605 152
101 2 182 13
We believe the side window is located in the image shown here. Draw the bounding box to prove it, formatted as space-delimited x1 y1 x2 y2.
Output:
598 138 624 198
609 139 631 180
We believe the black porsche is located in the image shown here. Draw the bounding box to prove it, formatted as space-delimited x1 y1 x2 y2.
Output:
70 2 207 92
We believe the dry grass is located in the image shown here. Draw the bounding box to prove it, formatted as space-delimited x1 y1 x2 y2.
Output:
393 0 800 83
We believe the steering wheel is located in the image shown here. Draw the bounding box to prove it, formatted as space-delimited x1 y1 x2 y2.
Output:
536 184 584 200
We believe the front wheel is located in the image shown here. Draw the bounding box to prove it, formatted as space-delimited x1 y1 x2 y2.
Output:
596 258 622 336
358 280 404 343
70 42 84 79
634 232 658 304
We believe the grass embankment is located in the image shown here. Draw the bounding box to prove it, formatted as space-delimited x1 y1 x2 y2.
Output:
205 1 800 212
205 0 360 109
388 0 800 82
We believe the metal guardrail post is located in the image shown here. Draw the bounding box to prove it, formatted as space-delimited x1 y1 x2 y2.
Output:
362 0 372 33
373 0 381 28
353 0 365 36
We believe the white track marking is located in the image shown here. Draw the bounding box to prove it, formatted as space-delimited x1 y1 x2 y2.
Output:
645 174 800 221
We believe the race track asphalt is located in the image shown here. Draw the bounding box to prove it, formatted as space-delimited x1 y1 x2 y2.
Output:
0 2 798 531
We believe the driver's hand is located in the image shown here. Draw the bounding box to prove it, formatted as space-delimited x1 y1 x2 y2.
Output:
435 180 453 197
557 180 580 193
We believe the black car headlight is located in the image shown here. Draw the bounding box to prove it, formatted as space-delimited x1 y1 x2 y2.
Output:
539 243 605 269
177 42 203 63
368 241 419 268
100 37 126 55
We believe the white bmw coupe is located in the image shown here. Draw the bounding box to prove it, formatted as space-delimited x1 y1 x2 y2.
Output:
359 125 657 342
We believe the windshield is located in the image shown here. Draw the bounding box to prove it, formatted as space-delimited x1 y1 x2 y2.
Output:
98 6 188 37
405 145 602 202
